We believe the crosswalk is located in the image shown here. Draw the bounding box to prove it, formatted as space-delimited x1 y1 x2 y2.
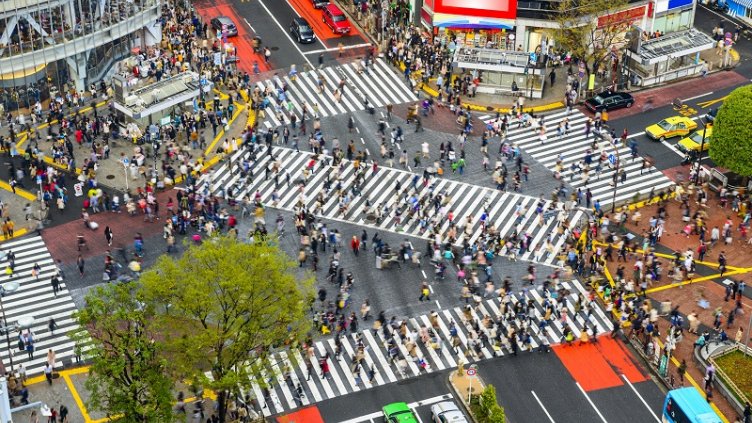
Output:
0 235 82 376
242 279 611 416
256 58 418 131
202 146 586 266
480 109 675 207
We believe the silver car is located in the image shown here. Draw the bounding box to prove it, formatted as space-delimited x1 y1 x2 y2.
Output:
431 401 468 423
211 16 238 37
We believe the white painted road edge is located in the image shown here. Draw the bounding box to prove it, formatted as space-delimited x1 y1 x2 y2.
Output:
243 18 256 33
621 375 661 422
576 382 609 423
304 43 373 55
683 92 714 102
256 0 314 67
339 393 452 423
531 390 557 423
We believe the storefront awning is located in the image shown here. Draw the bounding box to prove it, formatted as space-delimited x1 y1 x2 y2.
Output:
730 0 752 9
626 28 715 65
433 12 515 29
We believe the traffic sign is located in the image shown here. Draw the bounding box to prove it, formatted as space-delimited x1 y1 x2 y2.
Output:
466 368 477 376
608 154 616 165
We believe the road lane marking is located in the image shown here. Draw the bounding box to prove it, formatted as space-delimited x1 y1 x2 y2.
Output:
576 382 609 423
683 92 714 102
304 43 372 54
256 0 314 67
621 375 661 422
531 390 556 423
338 394 452 423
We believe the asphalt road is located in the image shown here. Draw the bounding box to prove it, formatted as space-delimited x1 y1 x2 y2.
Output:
234 0 370 70
609 85 737 172
295 345 667 423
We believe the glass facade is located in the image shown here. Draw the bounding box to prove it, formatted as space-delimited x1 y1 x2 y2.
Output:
0 0 160 111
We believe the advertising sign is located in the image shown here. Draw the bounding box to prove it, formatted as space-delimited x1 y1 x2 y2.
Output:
433 0 517 20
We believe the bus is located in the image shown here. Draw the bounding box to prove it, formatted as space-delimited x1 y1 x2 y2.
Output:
663 387 723 423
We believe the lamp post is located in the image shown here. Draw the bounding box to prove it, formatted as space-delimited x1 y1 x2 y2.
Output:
610 136 622 213
0 282 19 372
693 118 708 185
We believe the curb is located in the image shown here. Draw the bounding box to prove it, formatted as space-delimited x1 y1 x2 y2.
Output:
448 370 482 423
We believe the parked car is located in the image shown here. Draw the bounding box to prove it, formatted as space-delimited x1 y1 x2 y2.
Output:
645 116 698 142
585 91 634 112
431 401 468 423
677 125 713 153
383 402 418 423
322 4 351 34
210 16 238 37
290 17 316 43
311 0 329 8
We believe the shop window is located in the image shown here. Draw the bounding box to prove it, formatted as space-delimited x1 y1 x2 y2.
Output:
486 72 501 85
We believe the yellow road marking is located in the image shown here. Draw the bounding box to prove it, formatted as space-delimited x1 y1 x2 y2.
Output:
697 96 728 109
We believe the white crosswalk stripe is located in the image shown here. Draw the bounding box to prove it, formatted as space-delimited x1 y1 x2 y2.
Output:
258 59 418 131
483 109 675 207
246 279 611 416
0 236 83 376
201 146 579 266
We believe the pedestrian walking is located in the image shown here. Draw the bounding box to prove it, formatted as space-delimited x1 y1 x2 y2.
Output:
104 226 113 246
418 281 431 301
48 318 58 335
77 254 85 276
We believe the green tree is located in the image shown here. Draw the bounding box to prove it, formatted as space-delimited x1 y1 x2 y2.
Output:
478 385 506 423
709 84 752 176
140 236 314 423
553 0 631 80
72 283 176 422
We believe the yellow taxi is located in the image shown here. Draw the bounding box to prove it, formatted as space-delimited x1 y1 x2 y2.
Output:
677 125 713 153
645 116 698 142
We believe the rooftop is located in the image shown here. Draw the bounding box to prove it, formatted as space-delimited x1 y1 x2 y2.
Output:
114 71 206 119
631 29 715 64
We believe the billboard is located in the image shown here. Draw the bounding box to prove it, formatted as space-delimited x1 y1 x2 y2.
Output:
433 0 517 20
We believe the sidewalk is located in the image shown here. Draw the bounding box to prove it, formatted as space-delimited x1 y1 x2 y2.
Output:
334 0 740 115
592 185 752 421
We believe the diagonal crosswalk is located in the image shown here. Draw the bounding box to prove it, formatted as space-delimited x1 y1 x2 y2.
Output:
256 59 418 131
0 235 83 375
480 109 675 207
243 279 611 417
201 146 586 266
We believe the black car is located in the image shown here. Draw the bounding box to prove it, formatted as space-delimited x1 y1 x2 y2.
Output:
585 91 634 112
312 0 329 8
705 107 718 123
290 17 316 44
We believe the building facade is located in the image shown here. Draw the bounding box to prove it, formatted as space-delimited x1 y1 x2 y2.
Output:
0 0 161 111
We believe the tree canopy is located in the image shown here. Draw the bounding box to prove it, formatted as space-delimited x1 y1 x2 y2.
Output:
709 84 752 176
140 236 314 422
72 283 176 422
553 0 631 77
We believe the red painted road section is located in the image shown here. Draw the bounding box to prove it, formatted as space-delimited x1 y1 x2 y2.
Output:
286 0 361 46
276 405 325 422
195 2 271 74
554 336 647 391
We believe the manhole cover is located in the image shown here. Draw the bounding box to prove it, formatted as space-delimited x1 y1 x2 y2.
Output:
271 46 279 51
486 106 494 111
105 174 115 180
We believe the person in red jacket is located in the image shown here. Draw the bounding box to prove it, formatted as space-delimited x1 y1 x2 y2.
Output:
350 236 360 256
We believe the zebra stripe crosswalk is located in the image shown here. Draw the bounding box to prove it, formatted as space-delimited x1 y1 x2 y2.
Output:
257 59 417 131
202 146 585 266
0 235 82 376
480 109 675 207
245 279 611 417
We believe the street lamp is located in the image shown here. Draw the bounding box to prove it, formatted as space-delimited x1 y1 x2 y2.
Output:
0 282 19 372
609 135 622 213
693 117 709 185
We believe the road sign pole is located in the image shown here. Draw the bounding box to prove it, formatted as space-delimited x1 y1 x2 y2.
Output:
468 376 473 404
